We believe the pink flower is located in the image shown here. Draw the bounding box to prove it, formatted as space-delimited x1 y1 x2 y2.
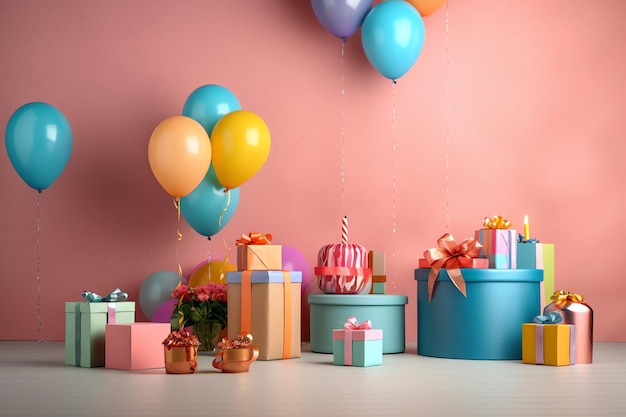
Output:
197 293 209 302
172 284 188 299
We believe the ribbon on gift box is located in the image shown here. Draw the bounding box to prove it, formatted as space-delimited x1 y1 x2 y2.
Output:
517 233 539 244
236 232 272 245
342 316 371 366
239 271 293 359
483 215 512 229
550 290 584 307
81 288 128 302
533 312 562 324
423 233 483 302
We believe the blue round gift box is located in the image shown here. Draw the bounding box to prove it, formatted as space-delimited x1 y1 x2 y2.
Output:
414 268 542 360
308 294 408 354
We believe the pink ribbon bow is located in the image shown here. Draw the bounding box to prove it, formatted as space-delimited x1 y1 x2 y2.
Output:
423 233 483 302
344 316 372 330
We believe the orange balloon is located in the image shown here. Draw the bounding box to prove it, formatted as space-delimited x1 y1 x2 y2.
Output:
406 0 447 16
148 116 212 198
188 260 236 287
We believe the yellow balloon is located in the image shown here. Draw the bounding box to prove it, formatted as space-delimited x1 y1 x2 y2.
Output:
148 116 212 198
188 260 236 287
405 0 447 16
211 110 271 189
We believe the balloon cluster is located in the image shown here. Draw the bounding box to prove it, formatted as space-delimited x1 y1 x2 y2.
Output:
312 0 445 81
148 84 271 238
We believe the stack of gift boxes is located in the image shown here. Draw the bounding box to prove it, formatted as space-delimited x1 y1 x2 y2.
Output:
415 215 593 365
226 233 302 360
368 250 386 294
65 290 170 370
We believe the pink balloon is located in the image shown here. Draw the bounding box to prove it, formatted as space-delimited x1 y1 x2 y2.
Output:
151 299 178 324
282 245 312 293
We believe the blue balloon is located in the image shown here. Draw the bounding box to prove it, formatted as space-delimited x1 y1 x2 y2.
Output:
5 102 73 192
182 84 241 135
361 0 426 81
180 165 240 238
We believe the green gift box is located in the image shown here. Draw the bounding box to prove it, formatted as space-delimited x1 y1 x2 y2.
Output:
64 301 135 367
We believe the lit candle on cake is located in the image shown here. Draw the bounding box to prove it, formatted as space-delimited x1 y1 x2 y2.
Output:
523 215 530 241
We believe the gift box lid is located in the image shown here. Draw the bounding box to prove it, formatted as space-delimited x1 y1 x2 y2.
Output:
65 301 136 313
332 328 383 341
414 268 543 283
308 294 408 306
226 270 302 284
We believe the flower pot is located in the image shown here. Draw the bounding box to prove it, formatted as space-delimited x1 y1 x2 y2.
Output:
164 345 198 374
212 346 259 373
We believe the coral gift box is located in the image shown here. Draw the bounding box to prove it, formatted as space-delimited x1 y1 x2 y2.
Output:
105 322 171 370
475 229 517 269
227 270 301 360
65 301 135 367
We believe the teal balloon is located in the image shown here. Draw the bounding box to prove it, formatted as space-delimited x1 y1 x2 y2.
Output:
361 0 426 81
180 165 240 238
182 84 241 135
139 270 182 320
5 102 73 192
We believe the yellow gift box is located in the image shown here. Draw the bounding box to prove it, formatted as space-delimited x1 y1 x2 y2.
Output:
522 319 575 366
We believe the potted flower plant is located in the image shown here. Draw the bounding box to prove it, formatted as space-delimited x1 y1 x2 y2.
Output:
170 282 228 352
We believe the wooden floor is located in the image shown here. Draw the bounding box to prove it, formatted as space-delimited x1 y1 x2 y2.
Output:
1 341 625 417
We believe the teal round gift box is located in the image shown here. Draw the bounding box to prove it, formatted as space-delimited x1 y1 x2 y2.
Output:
308 294 408 354
414 268 543 360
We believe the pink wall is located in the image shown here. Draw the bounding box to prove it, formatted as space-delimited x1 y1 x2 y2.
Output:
1 0 625 342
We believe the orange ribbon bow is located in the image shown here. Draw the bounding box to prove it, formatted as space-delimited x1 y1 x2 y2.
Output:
550 290 584 307
235 232 272 245
483 215 512 229
423 233 483 302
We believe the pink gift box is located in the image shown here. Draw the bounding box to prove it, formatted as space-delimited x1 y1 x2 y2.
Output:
105 322 170 370
475 229 517 268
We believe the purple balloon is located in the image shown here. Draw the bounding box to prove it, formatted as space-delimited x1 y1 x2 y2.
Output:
311 0 373 40
282 245 312 293
151 299 178 324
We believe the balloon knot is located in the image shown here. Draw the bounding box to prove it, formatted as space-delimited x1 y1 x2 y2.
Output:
342 37 347 44
392 79 397 85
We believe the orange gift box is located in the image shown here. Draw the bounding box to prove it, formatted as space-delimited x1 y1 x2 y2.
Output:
418 258 489 269
236 245 283 271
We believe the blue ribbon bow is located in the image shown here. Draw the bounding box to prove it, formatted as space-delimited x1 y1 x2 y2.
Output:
517 233 540 243
81 288 128 302
532 312 562 324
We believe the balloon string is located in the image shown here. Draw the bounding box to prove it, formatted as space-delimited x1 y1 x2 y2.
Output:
390 81 397 293
36 192 43 341
218 190 231 228
174 197 183 278
445 0 451 232
340 39 346 217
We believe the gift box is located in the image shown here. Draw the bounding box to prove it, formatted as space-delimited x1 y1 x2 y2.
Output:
236 245 282 271
368 251 385 276
475 229 517 269
522 316 575 366
370 281 386 294
332 318 383 367
517 241 555 310
415 268 542 359
65 301 135 367
227 270 301 360
308 294 407 354
105 322 170 370
543 290 593 364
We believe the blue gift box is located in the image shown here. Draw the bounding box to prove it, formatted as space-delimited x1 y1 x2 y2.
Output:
332 328 383 367
414 268 542 360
